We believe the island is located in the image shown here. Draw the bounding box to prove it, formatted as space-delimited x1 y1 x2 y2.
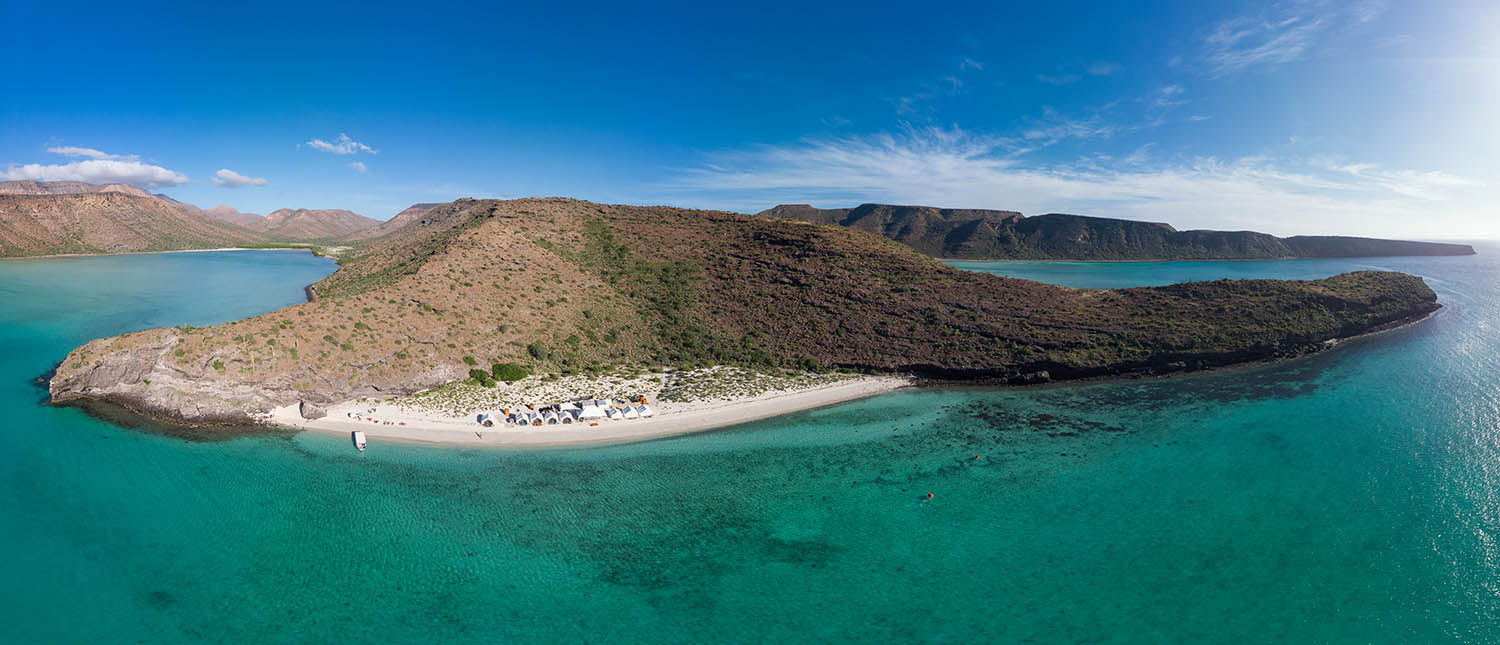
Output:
47 197 1442 445
759 203 1477 260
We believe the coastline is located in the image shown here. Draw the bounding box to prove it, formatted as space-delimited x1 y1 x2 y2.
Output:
264 375 911 448
937 253 1475 264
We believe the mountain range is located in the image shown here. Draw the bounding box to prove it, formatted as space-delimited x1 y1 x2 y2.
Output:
0 180 379 256
759 203 1476 260
201 205 381 239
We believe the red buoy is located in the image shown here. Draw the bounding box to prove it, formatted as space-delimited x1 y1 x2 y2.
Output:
926 492 934 500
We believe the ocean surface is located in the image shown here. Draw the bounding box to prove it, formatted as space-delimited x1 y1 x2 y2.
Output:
2 249 1498 643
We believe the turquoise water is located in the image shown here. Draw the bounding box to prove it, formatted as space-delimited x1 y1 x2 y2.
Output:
3 250 1498 643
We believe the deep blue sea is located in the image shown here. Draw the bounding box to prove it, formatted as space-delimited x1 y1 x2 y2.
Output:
2 249 1497 643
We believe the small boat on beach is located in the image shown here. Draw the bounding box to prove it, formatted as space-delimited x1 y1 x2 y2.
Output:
352 431 367 452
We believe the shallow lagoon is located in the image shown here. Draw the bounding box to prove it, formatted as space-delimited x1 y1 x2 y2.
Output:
2 249 1496 642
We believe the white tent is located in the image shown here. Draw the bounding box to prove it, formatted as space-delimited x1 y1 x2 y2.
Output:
635 405 655 418
543 411 560 425
622 406 640 420
578 404 607 420
594 399 610 408
477 413 493 427
557 402 580 412
606 407 624 420
529 413 544 427
560 410 575 424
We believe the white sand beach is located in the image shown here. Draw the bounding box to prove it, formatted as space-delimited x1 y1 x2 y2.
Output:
265 372 910 448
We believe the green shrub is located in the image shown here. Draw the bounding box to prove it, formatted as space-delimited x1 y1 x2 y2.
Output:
462 355 478 366
491 362 528 382
526 342 549 360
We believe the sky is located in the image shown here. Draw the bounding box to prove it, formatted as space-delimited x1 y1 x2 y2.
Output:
2 0 1497 238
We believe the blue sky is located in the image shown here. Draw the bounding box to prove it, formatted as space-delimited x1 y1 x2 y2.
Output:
2 0 1496 238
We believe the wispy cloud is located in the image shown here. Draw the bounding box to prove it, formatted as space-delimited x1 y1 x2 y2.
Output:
304 133 377 155
1037 73 1080 86
210 168 268 188
1204 12 1326 75
667 127 1483 237
1 149 189 187
1200 2 1388 76
46 146 134 161
960 57 984 71
1020 109 1117 147
349 161 367 173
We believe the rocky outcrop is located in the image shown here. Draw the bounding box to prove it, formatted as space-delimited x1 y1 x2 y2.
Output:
298 399 327 420
49 326 464 425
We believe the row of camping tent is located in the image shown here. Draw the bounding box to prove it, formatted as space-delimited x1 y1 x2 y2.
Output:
476 400 656 427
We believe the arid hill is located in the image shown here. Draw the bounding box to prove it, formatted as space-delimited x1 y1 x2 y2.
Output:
340 202 444 241
202 205 266 229
759 203 1477 260
255 208 380 240
0 181 378 255
0 192 269 257
0 179 155 198
52 198 1439 426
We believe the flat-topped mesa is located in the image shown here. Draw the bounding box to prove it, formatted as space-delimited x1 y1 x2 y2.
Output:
51 197 1441 428
758 203 1477 260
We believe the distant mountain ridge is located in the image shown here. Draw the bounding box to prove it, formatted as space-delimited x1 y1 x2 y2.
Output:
758 203 1477 260
0 181 380 256
0 191 267 257
257 208 379 239
201 205 265 228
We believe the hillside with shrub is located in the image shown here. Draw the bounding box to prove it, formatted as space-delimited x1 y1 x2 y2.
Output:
52 198 1440 426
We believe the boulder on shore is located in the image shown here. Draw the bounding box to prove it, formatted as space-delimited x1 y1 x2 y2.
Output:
299 400 327 420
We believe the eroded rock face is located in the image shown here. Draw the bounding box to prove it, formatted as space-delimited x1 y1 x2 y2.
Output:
48 327 458 425
299 399 327 420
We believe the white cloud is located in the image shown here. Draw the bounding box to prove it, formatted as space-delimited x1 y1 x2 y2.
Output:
46 146 133 161
960 57 984 71
0 159 189 187
666 127 1487 238
349 161 367 173
304 133 377 155
210 168 268 188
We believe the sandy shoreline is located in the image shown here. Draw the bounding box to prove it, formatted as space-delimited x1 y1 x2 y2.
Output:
266 375 911 448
